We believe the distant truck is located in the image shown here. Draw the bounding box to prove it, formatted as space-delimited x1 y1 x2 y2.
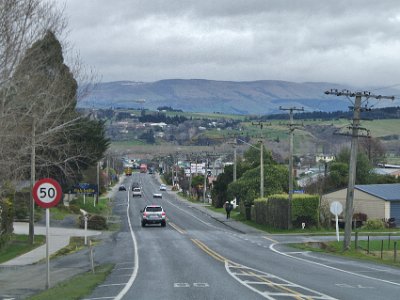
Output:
140 163 148 173
124 167 132 176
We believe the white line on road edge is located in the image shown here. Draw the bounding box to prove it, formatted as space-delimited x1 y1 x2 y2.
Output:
114 192 139 300
269 243 400 287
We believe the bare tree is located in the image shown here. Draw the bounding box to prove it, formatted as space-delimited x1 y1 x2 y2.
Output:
0 2 107 243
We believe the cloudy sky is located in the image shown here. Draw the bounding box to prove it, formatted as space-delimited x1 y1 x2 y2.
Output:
63 0 400 88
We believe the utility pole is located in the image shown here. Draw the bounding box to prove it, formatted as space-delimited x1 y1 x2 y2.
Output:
233 146 237 182
96 161 100 205
203 156 208 202
280 106 304 229
29 118 36 244
228 141 237 182
259 140 264 198
325 89 394 250
252 122 270 198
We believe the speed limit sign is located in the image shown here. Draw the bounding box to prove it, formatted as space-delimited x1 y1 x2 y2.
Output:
33 178 62 208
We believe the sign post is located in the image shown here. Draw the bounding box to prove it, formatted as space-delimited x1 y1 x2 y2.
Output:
330 201 343 242
32 178 62 289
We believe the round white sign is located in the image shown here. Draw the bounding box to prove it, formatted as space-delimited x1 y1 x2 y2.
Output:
330 201 343 215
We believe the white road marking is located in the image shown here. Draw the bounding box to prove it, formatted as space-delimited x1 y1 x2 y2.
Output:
174 283 190 288
270 243 400 287
98 283 127 287
193 282 210 287
114 191 140 300
225 260 337 300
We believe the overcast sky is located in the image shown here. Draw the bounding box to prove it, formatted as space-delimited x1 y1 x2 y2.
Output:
63 0 400 88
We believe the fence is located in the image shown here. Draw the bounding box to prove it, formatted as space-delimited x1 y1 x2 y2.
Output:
354 232 400 262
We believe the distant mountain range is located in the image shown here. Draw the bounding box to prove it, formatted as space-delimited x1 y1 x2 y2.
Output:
78 79 400 115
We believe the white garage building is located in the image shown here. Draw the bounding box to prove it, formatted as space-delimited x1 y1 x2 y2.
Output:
321 183 400 225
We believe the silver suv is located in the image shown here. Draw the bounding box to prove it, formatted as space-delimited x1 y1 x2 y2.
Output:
141 205 166 227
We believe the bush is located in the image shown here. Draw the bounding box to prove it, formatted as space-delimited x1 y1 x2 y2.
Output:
13 191 30 221
362 219 385 230
291 194 320 227
0 198 13 248
68 204 81 214
353 212 367 222
79 214 108 230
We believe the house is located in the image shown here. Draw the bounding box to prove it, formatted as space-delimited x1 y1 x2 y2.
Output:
372 168 400 178
321 184 400 225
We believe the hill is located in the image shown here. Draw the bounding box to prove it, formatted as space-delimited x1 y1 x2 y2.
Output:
78 79 400 115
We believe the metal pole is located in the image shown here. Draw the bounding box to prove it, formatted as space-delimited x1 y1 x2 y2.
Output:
46 208 50 289
343 94 361 250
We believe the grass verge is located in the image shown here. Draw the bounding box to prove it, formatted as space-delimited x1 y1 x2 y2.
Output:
26 264 114 300
291 239 400 268
0 234 45 264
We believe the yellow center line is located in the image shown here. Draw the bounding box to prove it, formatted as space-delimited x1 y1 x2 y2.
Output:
262 236 278 243
191 238 313 300
246 270 309 300
169 222 186 234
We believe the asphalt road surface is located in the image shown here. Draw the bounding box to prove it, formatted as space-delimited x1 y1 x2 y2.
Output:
85 173 400 300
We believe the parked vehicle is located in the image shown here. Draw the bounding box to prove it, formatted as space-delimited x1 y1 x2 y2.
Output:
132 187 142 197
140 163 148 173
124 167 132 176
141 205 166 227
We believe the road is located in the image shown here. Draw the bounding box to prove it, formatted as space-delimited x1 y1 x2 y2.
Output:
85 173 400 300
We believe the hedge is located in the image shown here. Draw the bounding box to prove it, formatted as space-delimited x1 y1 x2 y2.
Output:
0 198 14 248
252 194 319 229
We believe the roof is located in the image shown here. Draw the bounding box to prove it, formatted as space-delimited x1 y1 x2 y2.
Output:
371 168 400 175
355 184 400 201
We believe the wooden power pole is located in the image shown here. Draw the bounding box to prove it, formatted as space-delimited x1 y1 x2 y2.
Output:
324 89 394 250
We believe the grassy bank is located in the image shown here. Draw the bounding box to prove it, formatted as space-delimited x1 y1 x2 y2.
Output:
0 234 45 264
26 264 114 300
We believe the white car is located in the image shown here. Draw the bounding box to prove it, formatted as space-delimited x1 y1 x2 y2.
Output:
132 187 142 197
153 192 162 198
159 184 167 191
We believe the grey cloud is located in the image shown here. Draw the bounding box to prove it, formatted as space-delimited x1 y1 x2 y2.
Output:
63 0 400 87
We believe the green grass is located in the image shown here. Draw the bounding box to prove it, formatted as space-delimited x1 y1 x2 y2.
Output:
26 264 114 300
51 237 86 258
70 196 111 215
292 238 400 268
0 234 45 264
49 206 73 220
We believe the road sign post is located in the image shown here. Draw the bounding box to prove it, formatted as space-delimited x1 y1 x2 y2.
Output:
32 178 62 289
330 201 343 242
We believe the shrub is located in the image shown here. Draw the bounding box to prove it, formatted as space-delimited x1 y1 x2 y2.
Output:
353 212 367 222
13 191 30 221
79 214 108 230
291 194 320 227
68 204 80 214
0 198 14 248
362 219 385 230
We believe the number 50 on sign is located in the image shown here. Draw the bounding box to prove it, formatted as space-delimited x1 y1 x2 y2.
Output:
33 178 62 208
